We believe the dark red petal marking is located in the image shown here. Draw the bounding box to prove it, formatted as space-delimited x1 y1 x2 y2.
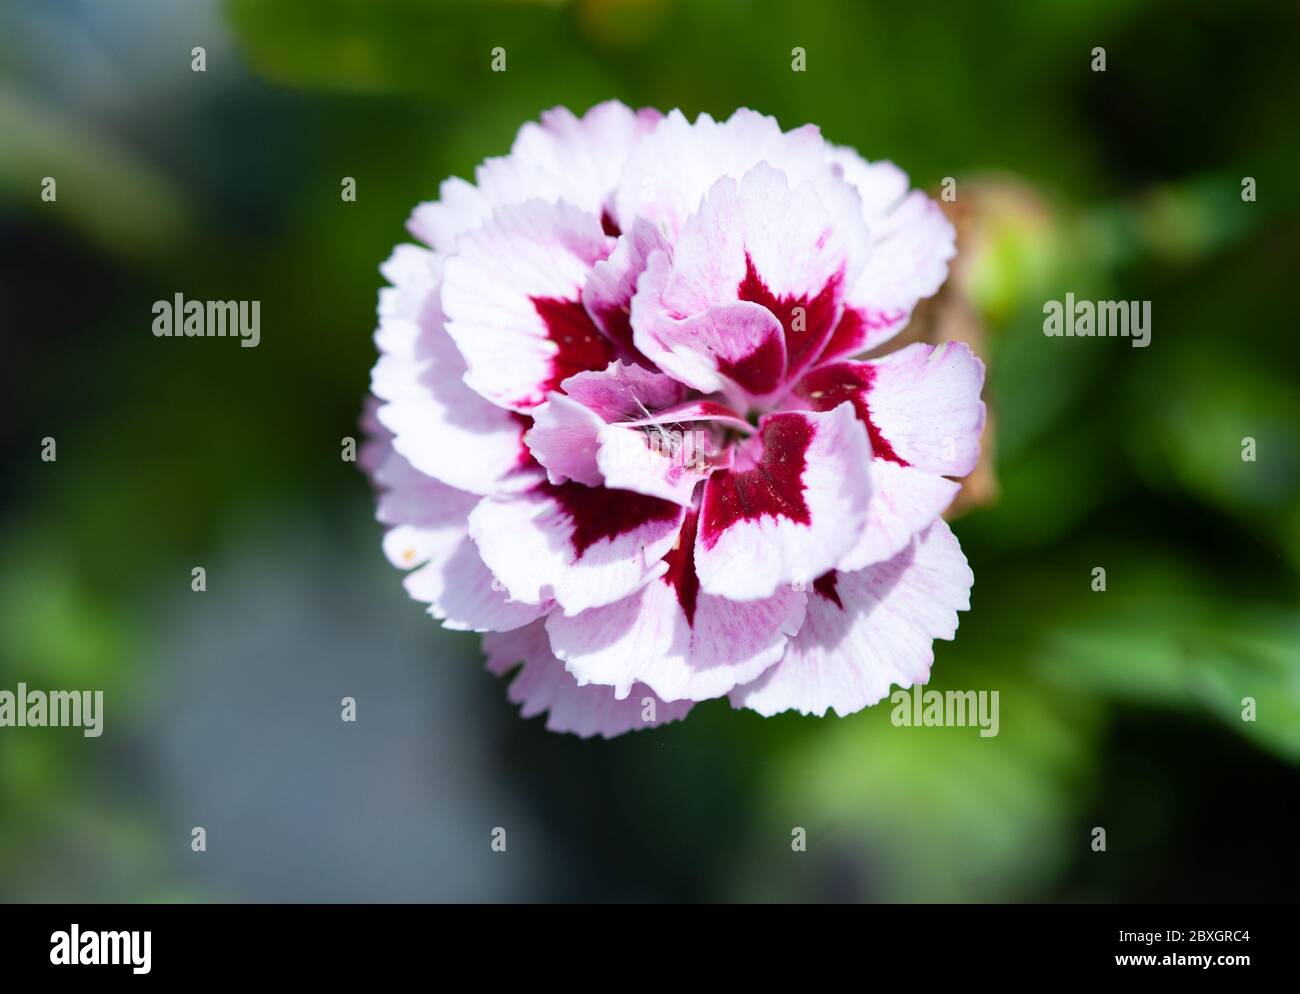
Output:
699 413 814 550
714 332 786 396
812 570 844 609
797 362 910 467
588 299 639 357
737 252 843 375
822 309 866 362
689 400 742 419
822 305 908 362
543 480 680 559
530 295 617 397
509 412 536 469
641 400 749 429
661 508 701 627
599 208 621 238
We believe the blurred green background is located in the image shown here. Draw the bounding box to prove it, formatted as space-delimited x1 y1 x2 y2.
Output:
1 0 1297 902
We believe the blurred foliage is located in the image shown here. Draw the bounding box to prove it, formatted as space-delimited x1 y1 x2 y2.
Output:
0 86 191 258
1 0 1297 901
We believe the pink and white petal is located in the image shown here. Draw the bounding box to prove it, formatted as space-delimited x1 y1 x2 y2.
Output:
373 444 478 533
558 360 687 423
797 342 985 476
837 461 961 571
524 393 607 487
484 620 691 738
548 511 806 702
819 305 911 365
854 189 955 328
730 519 972 718
524 365 708 492
826 193 956 359
620 399 754 435
468 482 684 615
480 102 662 227
632 266 788 403
632 313 780 406
597 400 749 505
371 348 535 496
613 109 867 262
409 101 659 251
593 398 754 506
407 175 493 254
595 422 715 507
358 397 390 480
825 146 911 222
376 243 443 328
441 199 617 412
664 166 847 316
695 405 872 601
818 146 956 359
687 166 850 378
583 218 670 356
366 433 478 573
371 244 439 377
371 248 536 495
631 165 854 399
853 342 986 476
403 536 549 633
792 346 980 568
380 521 460 578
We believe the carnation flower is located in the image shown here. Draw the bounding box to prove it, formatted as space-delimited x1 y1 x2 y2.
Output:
362 102 984 737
